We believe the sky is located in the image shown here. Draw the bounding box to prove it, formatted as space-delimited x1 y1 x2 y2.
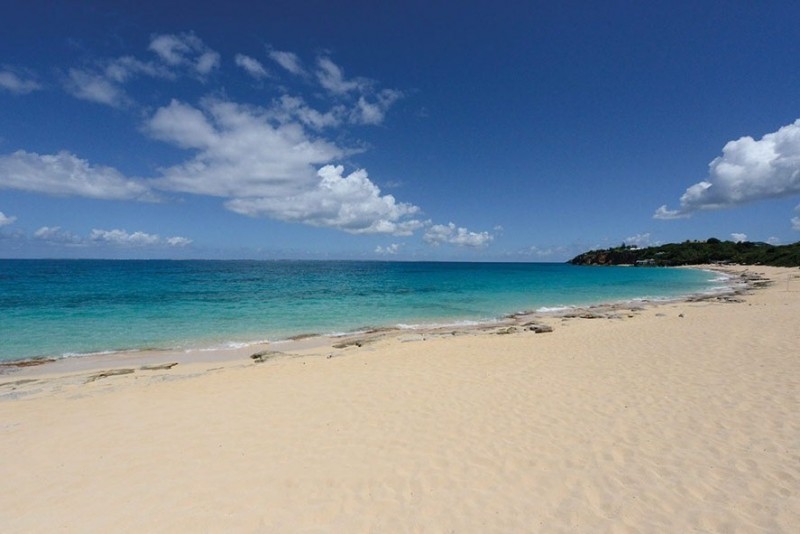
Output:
1 1 800 261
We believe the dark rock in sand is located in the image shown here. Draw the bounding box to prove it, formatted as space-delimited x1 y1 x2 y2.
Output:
529 324 553 334
140 362 179 371
251 351 282 363
332 339 365 349
86 368 135 382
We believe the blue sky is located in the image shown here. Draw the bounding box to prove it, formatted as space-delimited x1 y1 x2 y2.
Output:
1 1 800 261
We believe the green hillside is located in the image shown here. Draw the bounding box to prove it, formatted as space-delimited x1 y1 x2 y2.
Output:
569 239 800 267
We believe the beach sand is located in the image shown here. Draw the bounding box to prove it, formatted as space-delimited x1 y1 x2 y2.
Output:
1 265 799 532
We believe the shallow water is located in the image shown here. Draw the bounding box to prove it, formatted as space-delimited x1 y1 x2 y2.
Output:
0 260 722 361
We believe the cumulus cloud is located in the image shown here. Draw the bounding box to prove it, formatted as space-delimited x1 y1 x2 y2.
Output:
0 210 17 226
268 49 306 76
146 99 346 198
0 70 41 94
149 32 220 75
731 232 748 243
34 226 82 244
423 222 494 248
235 54 268 79
0 150 154 200
655 119 800 219
226 165 424 235
624 232 656 248
90 228 191 247
375 243 401 255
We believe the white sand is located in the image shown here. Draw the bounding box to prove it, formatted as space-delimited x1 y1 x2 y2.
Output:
1 266 799 532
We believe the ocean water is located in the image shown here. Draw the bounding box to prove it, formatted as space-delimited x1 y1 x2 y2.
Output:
0 260 724 362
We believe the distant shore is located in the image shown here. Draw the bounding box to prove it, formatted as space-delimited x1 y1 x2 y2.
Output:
1 264 798 531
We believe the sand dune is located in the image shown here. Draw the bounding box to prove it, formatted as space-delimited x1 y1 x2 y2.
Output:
1 266 799 532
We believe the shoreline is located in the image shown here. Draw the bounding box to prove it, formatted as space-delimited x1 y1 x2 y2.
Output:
1 264 798 531
0 264 784 390
0 266 724 368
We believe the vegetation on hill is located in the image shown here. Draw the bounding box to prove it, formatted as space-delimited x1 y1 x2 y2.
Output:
568 239 800 267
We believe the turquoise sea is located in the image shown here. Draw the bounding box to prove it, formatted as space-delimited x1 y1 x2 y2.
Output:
0 260 725 362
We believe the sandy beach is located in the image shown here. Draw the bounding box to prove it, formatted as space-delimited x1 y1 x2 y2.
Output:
1 265 799 532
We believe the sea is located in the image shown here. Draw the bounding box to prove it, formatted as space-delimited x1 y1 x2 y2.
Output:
0 260 727 363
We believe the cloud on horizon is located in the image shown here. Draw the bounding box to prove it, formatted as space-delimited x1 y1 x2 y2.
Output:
423 222 493 248
655 119 800 222
375 243 401 255
90 228 192 247
30 225 191 248
731 232 748 243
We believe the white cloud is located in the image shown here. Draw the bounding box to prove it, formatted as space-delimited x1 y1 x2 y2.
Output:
351 89 403 125
0 150 154 200
63 35 217 108
146 99 346 198
268 50 306 76
316 57 366 95
792 217 800 231
63 55 172 108
226 165 424 235
274 95 344 130
196 51 221 75
731 232 748 243
375 243 401 255
0 70 41 94
103 56 170 83
235 54 268 79
90 228 191 247
423 222 494 248
166 236 193 247
624 232 656 248
0 210 17 226
32 226 190 248
149 32 220 75
64 68 129 107
655 119 800 219
34 226 81 244
767 236 781 245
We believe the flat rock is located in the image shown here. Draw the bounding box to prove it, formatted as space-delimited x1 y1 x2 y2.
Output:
86 368 135 382
140 362 179 371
